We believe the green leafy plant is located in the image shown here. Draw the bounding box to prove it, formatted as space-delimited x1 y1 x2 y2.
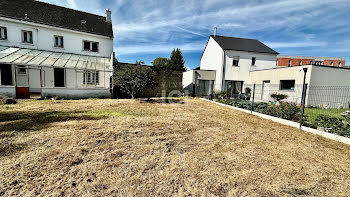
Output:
270 93 288 102
244 87 251 100
314 115 350 137
262 102 301 121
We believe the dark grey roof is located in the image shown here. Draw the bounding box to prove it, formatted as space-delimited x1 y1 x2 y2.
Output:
211 35 279 54
0 0 113 38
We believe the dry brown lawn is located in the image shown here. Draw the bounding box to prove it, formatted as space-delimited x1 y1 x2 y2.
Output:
0 98 349 196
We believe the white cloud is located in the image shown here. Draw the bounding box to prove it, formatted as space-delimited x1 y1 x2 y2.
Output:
38 0 350 67
115 42 205 55
266 41 328 48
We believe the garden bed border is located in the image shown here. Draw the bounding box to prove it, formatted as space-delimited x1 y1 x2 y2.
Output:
200 98 350 145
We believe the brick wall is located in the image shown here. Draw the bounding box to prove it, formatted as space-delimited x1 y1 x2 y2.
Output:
278 58 345 67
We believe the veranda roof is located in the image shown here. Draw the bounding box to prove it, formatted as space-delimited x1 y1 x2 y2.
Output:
0 46 112 71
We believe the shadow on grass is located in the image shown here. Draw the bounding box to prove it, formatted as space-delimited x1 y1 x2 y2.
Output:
0 110 105 136
0 110 108 157
140 98 185 104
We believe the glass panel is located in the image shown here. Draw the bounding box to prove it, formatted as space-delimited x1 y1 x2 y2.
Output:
92 42 98 52
84 41 90 50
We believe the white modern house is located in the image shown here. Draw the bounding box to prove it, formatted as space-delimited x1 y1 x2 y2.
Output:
0 0 114 99
183 34 350 107
183 35 279 96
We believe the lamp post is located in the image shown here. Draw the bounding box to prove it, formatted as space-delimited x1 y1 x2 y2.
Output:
300 68 308 129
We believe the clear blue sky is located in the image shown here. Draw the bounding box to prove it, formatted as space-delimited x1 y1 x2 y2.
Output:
42 0 350 69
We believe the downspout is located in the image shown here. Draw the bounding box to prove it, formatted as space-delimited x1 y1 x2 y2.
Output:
221 49 226 91
36 28 39 50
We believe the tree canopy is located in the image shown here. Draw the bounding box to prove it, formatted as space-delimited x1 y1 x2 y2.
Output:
113 63 156 99
169 48 186 71
152 57 170 69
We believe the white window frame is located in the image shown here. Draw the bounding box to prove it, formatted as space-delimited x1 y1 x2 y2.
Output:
315 61 323 65
54 35 64 48
0 27 7 41
83 70 99 85
232 56 239 67
280 80 296 91
16 65 27 75
83 40 99 52
22 30 33 44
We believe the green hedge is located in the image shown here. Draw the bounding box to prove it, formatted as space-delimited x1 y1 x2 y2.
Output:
216 98 301 121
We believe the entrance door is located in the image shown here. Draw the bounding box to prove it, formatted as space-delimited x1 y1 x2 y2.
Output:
262 80 270 101
15 65 30 99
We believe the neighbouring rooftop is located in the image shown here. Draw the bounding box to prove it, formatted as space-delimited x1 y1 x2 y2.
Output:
211 35 279 54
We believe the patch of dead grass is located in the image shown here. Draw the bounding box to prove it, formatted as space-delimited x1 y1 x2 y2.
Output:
0 98 349 196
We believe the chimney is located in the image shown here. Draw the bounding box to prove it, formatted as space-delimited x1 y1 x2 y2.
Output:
106 8 112 23
214 27 217 37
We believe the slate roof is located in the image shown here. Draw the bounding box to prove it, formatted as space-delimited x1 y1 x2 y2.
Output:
0 0 113 38
211 35 279 54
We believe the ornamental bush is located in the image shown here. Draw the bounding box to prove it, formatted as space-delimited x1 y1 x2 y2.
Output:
262 102 301 121
270 93 288 101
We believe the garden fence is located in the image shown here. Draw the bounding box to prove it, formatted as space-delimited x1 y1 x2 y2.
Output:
215 84 350 137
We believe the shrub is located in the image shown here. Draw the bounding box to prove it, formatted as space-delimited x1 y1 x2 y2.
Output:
271 93 288 101
314 115 350 137
212 91 227 100
262 102 301 121
244 87 251 100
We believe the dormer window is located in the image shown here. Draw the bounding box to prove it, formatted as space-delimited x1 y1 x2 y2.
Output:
83 40 99 52
0 27 7 40
339 62 342 67
22 30 33 44
81 20 87 25
54 35 64 48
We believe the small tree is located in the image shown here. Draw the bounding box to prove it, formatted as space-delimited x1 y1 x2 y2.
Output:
169 48 186 71
270 93 288 102
152 57 170 69
113 64 156 99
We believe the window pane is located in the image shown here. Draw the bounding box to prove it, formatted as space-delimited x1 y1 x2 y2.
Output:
29 32 33 43
4 28 7 39
95 72 99 84
92 42 98 52
280 80 295 90
60 37 64 47
252 57 256 66
23 32 27 42
84 41 90 50
55 37 58 46
232 60 239 66
17 65 26 74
